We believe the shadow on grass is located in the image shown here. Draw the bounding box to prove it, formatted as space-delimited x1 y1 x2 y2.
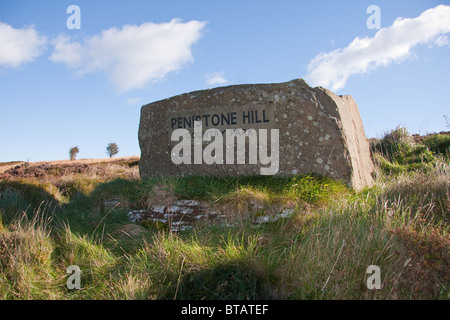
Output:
0 180 61 224
0 179 140 242
164 261 270 300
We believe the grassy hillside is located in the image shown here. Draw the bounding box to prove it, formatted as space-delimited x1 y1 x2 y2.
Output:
0 129 448 300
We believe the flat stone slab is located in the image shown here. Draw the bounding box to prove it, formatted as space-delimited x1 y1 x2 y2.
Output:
139 78 373 190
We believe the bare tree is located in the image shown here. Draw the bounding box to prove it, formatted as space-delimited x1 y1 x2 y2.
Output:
106 143 119 158
444 115 450 128
69 146 79 160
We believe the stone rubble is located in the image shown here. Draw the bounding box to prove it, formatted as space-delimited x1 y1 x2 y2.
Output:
127 200 295 232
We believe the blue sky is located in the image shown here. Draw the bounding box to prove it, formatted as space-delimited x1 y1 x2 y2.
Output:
0 0 449 162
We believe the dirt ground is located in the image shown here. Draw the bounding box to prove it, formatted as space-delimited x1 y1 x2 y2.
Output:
0 156 140 179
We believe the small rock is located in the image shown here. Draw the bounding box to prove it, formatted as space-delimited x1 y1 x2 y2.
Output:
104 198 121 210
253 215 273 224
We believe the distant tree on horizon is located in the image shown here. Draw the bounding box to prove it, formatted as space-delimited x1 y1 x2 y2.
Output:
106 143 119 158
69 146 79 160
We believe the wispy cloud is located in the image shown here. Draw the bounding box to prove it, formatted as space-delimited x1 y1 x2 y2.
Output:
435 34 450 47
305 5 450 91
205 71 228 86
0 22 47 68
50 19 207 92
126 97 142 106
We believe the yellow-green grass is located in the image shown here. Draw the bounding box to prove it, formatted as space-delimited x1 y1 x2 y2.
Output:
0 129 448 300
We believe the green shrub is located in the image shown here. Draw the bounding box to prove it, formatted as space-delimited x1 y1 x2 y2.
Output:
371 127 438 175
422 134 450 158
371 127 411 160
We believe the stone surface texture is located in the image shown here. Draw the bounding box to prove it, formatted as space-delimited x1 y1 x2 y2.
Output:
139 78 373 190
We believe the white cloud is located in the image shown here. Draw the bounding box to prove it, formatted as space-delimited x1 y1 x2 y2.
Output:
305 5 450 92
435 34 450 47
0 22 47 67
205 71 228 86
50 19 207 92
51 35 83 68
126 97 142 106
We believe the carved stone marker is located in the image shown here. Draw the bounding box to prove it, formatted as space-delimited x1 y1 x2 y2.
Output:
139 79 374 190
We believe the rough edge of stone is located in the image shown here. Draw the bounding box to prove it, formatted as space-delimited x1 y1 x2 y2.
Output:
314 86 374 190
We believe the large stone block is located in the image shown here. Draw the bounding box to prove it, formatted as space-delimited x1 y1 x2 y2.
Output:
138 79 373 190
